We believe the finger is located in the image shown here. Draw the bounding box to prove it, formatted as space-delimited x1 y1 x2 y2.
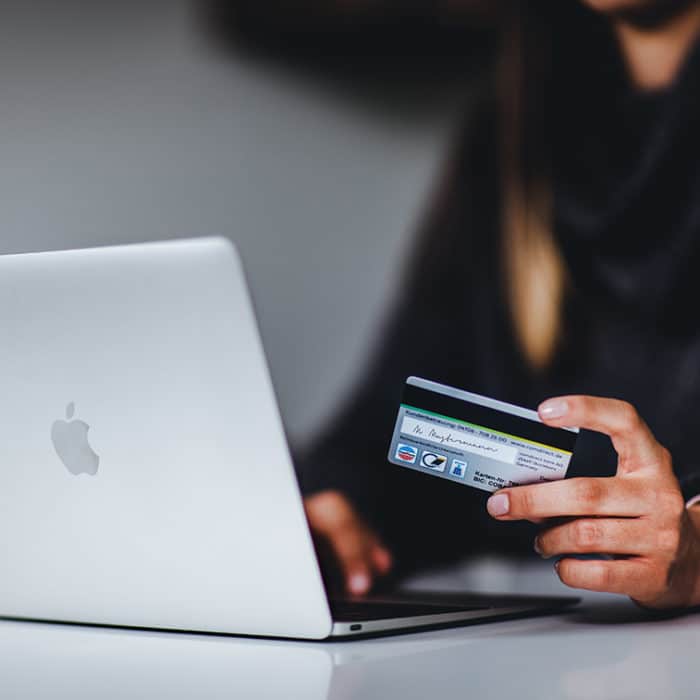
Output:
536 518 652 558
487 477 648 521
370 542 393 575
329 528 376 595
538 395 664 469
323 519 392 589
555 557 658 598
304 491 380 595
304 490 359 537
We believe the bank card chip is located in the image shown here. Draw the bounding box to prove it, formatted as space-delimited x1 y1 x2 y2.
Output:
387 377 579 493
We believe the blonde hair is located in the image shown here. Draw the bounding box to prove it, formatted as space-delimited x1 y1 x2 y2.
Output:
500 4 566 371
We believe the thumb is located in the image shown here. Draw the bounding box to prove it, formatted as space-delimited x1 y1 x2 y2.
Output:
538 395 665 473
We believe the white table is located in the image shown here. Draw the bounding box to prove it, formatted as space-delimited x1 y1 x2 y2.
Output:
3 558 698 700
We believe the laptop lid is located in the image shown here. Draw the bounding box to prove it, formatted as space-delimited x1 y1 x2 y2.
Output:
0 237 333 639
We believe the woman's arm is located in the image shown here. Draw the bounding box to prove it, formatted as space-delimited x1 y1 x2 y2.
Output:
296 97 504 595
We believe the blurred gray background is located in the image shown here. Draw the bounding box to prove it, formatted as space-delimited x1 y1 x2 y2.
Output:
0 0 464 447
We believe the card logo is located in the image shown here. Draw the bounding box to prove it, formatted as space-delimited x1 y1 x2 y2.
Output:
449 459 468 479
395 443 418 464
420 451 447 472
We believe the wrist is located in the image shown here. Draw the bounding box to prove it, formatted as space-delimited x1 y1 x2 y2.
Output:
636 504 700 610
682 504 700 606
663 504 700 609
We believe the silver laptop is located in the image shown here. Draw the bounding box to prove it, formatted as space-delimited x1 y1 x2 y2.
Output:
0 238 578 639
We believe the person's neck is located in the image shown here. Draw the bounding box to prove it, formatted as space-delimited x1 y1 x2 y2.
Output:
613 2 700 90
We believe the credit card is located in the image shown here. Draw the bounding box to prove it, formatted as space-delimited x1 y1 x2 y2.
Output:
387 377 579 493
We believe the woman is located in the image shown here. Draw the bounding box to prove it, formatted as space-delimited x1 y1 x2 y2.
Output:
226 0 700 608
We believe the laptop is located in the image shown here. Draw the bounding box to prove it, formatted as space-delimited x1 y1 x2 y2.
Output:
0 237 578 639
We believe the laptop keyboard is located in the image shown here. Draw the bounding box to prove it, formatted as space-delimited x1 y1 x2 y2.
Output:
330 599 490 622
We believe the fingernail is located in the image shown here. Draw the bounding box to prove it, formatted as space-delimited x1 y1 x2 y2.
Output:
554 559 561 574
487 493 510 517
539 399 569 420
349 573 370 595
533 537 542 555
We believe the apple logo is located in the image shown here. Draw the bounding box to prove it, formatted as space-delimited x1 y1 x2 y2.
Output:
51 402 100 476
